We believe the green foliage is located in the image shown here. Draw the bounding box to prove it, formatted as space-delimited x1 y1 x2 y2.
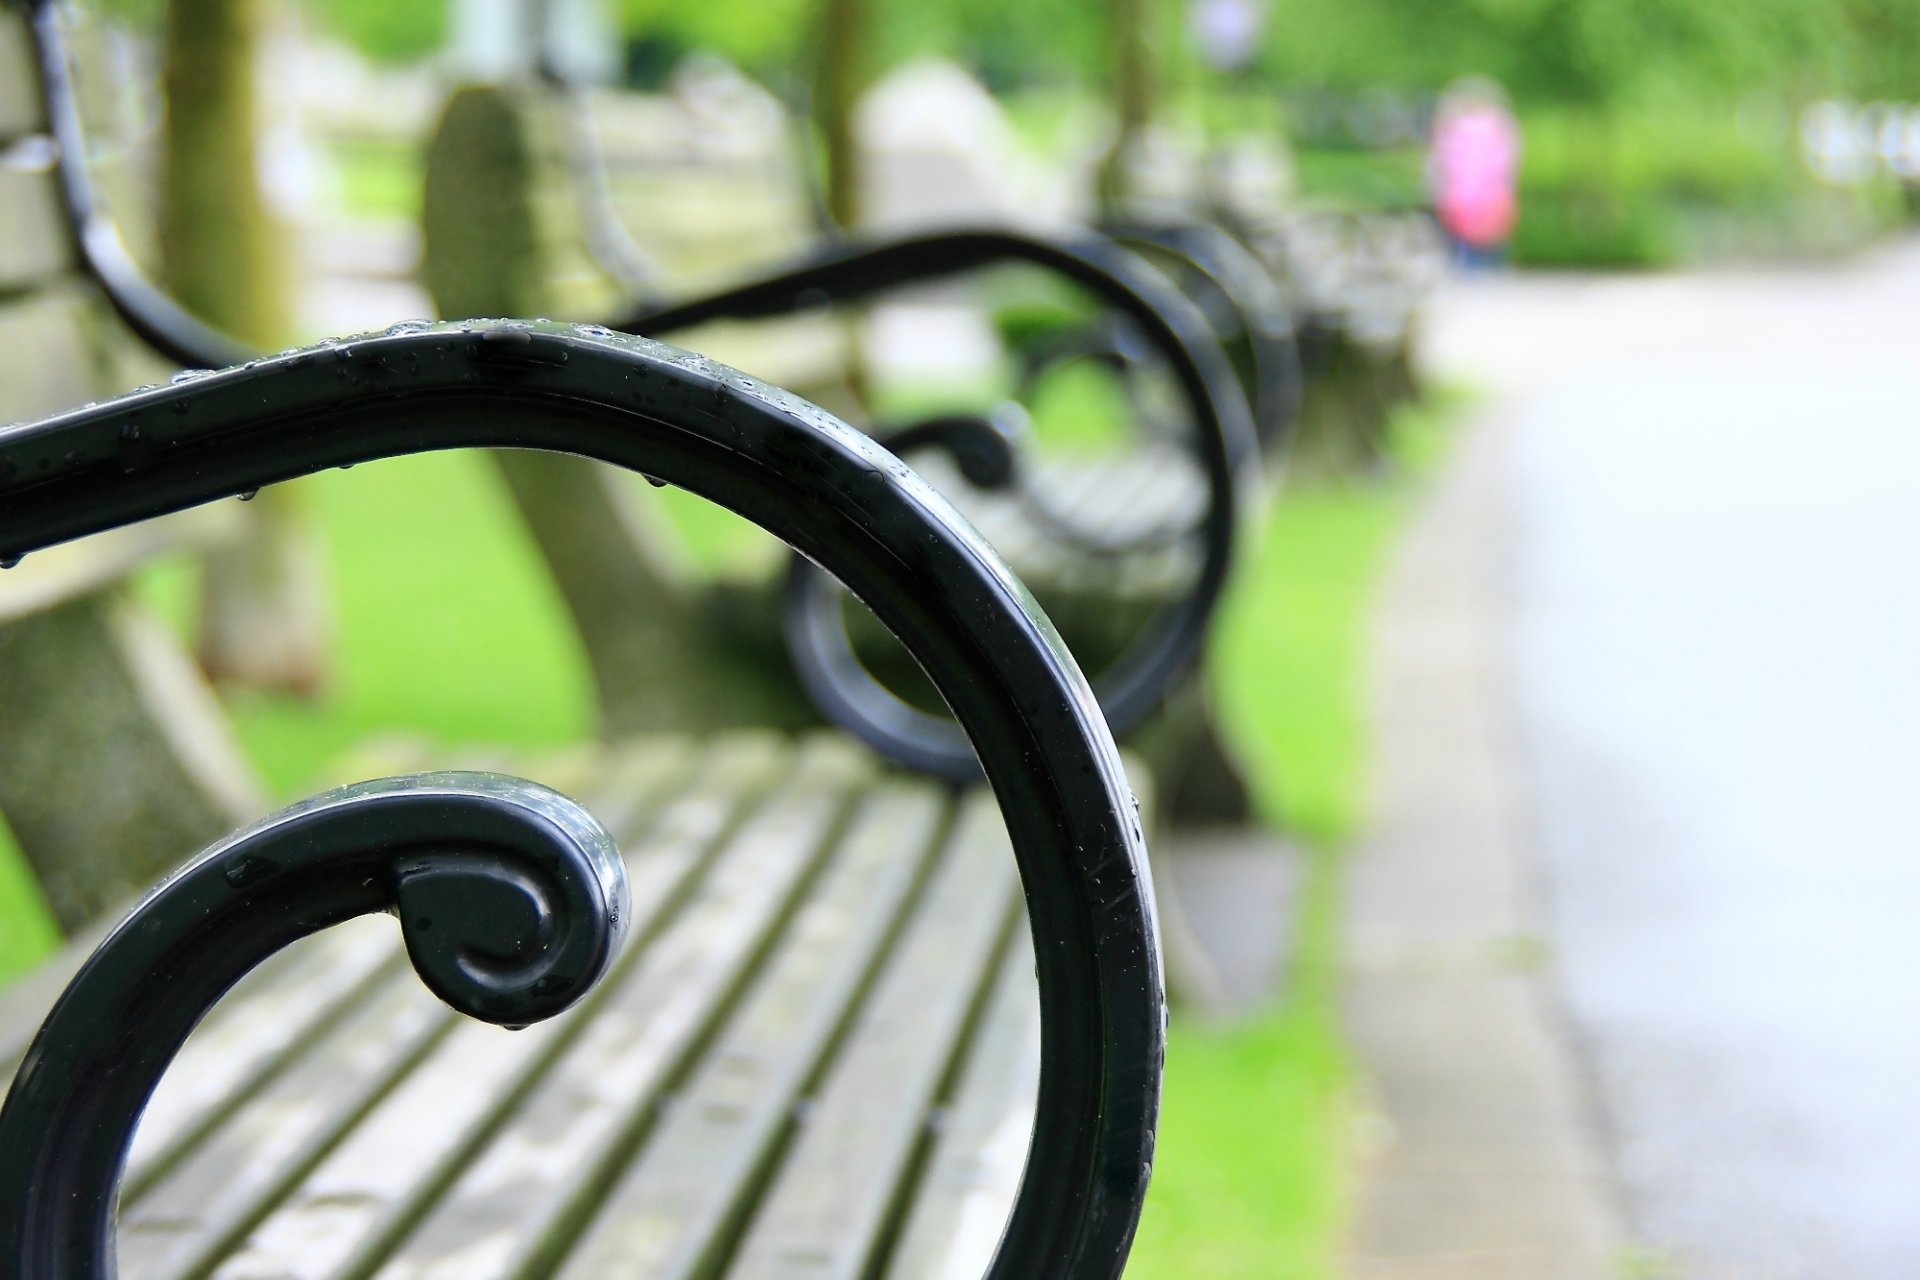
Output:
300 0 448 64
1254 0 1918 108
870 0 1118 91
612 0 814 89
1293 147 1428 210
1510 101 1907 266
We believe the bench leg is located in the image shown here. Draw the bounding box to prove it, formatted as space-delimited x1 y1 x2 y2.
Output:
1127 677 1256 828
493 450 815 736
0 591 263 929
195 485 331 697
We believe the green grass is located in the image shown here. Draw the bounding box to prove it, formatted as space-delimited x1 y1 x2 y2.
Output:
1219 396 1455 843
0 818 59 980
1127 851 1351 1279
0 387 1461 1278
145 453 599 797
328 136 425 224
1127 395 1456 1278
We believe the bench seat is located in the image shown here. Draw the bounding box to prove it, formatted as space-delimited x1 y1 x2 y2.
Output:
1 731 1051 1280
917 447 1209 604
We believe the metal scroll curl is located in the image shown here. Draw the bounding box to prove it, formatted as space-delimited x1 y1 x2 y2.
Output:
0 772 627 1279
0 323 1163 1280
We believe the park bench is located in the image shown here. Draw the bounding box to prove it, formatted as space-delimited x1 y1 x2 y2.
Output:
1 7 1169 1276
10 0 1258 794
0 322 1163 1280
1102 122 1441 477
1229 204 1443 476
420 77 1264 814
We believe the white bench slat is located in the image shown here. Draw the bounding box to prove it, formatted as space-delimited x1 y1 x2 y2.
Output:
353 740 869 1280
197 734 800 1280
716 791 1020 1280
880 934 1039 1280
120 973 452 1280
0 164 69 292
124 916 405 1198
121 740 690 1199
547 781 948 1279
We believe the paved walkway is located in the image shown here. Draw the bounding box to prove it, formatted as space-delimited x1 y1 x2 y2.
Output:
1348 239 1920 1278
1343 403 1626 1279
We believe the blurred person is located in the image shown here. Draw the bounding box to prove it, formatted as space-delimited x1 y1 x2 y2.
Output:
1428 76 1521 268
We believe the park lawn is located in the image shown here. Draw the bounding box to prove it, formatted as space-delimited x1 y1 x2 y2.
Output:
0 393 1457 1278
1128 394 1454 1279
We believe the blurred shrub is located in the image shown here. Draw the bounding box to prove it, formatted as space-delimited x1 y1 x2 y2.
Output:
298 0 448 63
1292 147 1428 211
1512 103 1907 266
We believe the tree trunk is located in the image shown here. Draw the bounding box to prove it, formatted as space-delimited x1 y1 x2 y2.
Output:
163 0 331 696
811 0 872 404
813 0 868 232
1098 0 1157 213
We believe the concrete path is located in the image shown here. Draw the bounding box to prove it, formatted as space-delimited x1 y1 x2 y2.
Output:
1343 403 1627 1279
1351 239 1920 1278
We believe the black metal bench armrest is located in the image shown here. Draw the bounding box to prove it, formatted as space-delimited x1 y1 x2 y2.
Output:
15 0 255 371
1102 217 1304 449
0 773 625 1276
628 229 1255 777
0 323 1163 1280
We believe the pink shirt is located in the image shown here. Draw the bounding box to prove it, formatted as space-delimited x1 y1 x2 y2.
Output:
1432 107 1521 246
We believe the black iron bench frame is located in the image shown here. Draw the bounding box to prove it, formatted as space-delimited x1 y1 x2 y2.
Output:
0 322 1165 1279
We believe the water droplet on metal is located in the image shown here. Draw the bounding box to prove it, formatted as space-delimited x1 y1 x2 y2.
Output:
238 488 259 502
222 855 277 887
119 422 140 443
0 554 22 570
170 368 213 385
574 323 614 338
643 473 668 488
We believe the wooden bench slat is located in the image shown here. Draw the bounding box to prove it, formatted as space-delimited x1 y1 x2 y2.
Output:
0 164 71 292
198 738 857 1280
195 734 794 1280
880 933 1040 1280
0 15 40 139
119 739 692 1200
0 287 113 430
1 518 242 669
348 740 869 1280
716 791 1021 1280
908 450 1203 606
546 781 949 1279
120 972 455 1280
124 917 406 1197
